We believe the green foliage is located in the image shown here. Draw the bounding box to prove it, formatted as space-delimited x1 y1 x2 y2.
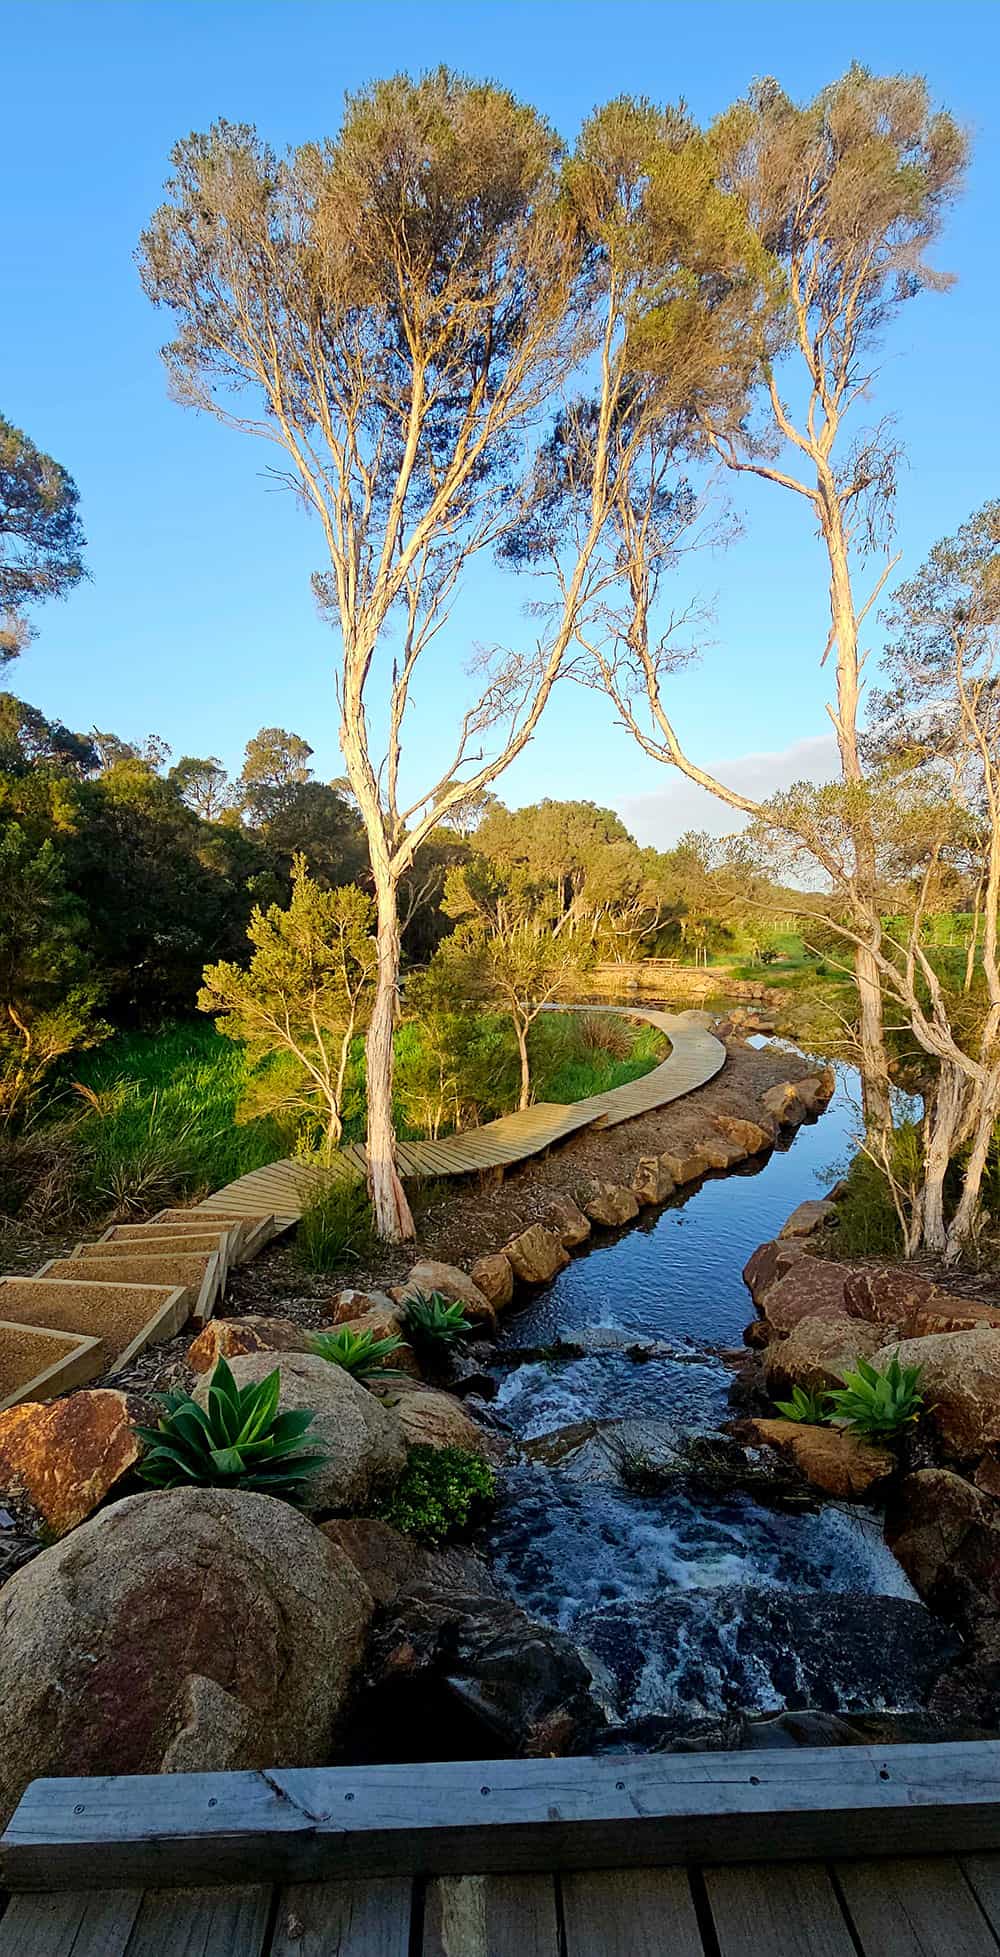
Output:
402 1290 472 1350
830 1139 920 1257
0 414 88 666
827 1355 925 1439
135 1356 326 1499
68 1021 288 1216
311 1325 407 1379
200 854 376 1149
375 1444 496 1544
297 1173 375 1273
773 1384 831 1424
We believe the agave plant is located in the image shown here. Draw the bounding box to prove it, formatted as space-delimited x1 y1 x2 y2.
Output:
135 1356 326 1500
311 1326 408 1380
773 1384 832 1424
402 1290 472 1349
827 1355 925 1440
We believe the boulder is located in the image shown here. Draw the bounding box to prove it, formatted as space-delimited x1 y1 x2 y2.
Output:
322 1517 496 1608
0 1487 373 1825
764 1314 886 1396
698 1137 748 1171
742 1239 805 1307
714 1115 774 1154
796 1069 836 1113
758 1257 856 1334
0 1390 144 1538
469 1252 515 1310
544 1195 592 1247
659 1147 714 1187
745 1418 894 1500
913 1296 1000 1337
779 1199 837 1240
761 1081 806 1126
330 1287 398 1324
383 1383 487 1455
843 1267 938 1333
186 1315 313 1374
367 1586 600 1756
579 1182 640 1228
503 1223 569 1285
886 1469 1000 1623
397 1261 494 1326
196 1352 406 1514
631 1157 676 1207
975 1454 1000 1499
873 1328 1000 1463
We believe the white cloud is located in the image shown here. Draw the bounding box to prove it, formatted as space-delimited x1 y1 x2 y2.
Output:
616 735 840 849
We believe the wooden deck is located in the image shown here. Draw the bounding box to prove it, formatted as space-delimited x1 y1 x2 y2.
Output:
198 1008 726 1219
2 1745 1000 1953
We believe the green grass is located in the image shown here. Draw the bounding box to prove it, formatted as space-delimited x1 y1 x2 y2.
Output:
64 1021 290 1214
42 1007 665 1222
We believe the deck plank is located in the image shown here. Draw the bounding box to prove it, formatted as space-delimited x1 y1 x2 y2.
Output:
202 1008 725 1216
962 1855 1000 1934
122 1884 272 1955
561 1867 704 1956
704 1863 856 1957
835 1856 1000 1956
422 1874 559 1957
0 1890 142 1957
271 1879 412 1955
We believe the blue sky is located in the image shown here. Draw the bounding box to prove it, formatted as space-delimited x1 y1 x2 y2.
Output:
4 0 998 845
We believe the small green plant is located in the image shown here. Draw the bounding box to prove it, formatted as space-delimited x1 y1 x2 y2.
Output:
402 1289 472 1350
376 1443 495 1543
135 1356 326 1500
311 1325 408 1380
773 1384 832 1424
297 1174 375 1273
827 1355 925 1439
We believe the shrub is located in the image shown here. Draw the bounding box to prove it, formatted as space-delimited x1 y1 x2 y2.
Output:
773 1385 831 1424
402 1289 472 1351
827 1355 925 1440
376 1443 495 1543
135 1356 326 1500
311 1325 407 1380
577 1010 632 1060
297 1174 375 1272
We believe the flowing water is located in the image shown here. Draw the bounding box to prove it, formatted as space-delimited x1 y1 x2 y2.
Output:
477 1053 950 1744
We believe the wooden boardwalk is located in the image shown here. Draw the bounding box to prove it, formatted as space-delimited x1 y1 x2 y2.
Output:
3 1744 1000 1954
199 1008 725 1220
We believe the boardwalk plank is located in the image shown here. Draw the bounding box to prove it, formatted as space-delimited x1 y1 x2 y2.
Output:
422 1874 559 1957
836 1857 999 1956
202 1009 725 1216
705 1863 855 1957
561 1868 703 1956
123 1884 271 1955
962 1855 1000 1934
0 1890 142 1956
271 1879 412 1955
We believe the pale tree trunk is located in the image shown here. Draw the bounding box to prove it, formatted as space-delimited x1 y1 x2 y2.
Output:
365 876 415 1242
945 1073 1000 1262
515 1019 531 1112
917 1065 966 1255
820 480 894 1142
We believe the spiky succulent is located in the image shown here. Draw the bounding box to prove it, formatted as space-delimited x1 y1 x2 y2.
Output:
311 1325 408 1379
401 1289 472 1348
135 1355 326 1500
827 1355 925 1439
773 1384 832 1424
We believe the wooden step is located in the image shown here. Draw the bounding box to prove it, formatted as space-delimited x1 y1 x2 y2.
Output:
0 1278 189 1372
37 1251 222 1327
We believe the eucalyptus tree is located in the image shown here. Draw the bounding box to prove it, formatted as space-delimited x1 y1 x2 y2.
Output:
600 68 967 1138
0 415 88 666
140 73 671 1237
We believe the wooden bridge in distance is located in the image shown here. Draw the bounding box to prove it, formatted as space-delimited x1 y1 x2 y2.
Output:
199 1007 726 1218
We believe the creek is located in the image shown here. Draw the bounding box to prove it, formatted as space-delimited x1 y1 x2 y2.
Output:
476 1052 950 1747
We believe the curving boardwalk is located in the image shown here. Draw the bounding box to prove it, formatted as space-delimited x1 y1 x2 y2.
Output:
198 1007 725 1219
